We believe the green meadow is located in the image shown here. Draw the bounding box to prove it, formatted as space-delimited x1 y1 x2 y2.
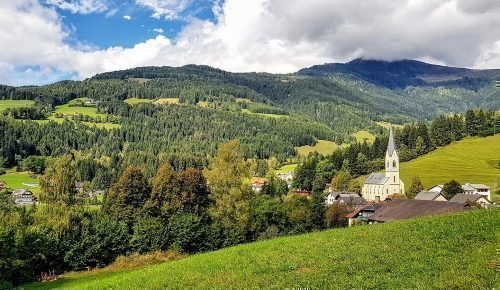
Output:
25 209 499 289
276 163 297 174
352 130 375 143
295 139 339 156
0 168 40 194
0 100 35 112
241 108 286 118
54 104 102 118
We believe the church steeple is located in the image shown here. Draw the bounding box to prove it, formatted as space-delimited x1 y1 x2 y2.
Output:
387 126 396 157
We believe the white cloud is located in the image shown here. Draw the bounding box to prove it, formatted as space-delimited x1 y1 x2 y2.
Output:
44 0 108 14
136 0 195 20
123 15 132 20
153 28 164 34
1 0 500 85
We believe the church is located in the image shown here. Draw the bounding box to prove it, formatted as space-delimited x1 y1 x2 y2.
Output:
362 127 405 201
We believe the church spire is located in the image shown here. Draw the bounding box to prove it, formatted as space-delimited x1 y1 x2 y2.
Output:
387 126 396 157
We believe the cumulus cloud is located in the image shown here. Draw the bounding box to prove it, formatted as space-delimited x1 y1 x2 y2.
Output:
44 0 108 14
1 0 500 85
123 15 132 20
153 28 164 34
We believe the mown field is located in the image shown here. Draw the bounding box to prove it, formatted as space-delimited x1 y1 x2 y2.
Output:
124 98 180 105
359 135 500 200
25 209 499 289
352 130 375 143
0 168 40 194
0 100 35 112
295 140 339 156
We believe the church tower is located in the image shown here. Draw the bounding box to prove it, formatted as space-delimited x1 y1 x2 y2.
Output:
385 127 402 194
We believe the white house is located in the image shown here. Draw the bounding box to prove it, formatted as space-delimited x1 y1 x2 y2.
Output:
12 189 37 205
325 192 367 208
362 127 405 202
427 183 491 201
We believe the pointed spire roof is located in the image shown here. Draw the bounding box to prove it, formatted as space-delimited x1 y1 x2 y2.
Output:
387 126 396 157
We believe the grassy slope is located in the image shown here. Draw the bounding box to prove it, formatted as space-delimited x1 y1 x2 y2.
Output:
352 130 375 143
26 209 499 289
295 140 340 156
0 100 35 112
359 135 500 200
0 168 40 194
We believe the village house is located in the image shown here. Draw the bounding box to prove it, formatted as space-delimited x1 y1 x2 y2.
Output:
325 192 367 208
368 199 470 223
346 203 384 226
12 189 37 205
449 193 492 207
277 171 294 188
362 127 405 201
414 191 448 201
251 180 266 192
428 183 491 201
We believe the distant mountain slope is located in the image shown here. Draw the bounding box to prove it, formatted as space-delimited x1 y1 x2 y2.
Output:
298 58 500 90
2 59 499 138
26 209 499 289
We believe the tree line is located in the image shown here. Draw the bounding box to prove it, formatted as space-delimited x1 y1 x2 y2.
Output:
0 141 351 287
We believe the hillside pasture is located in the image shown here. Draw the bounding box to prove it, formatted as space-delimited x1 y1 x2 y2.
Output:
54 104 102 118
295 140 339 156
153 98 180 105
352 130 375 143
25 209 499 289
124 98 153 105
0 168 40 194
0 100 35 112
276 163 297 174
358 135 500 200
241 109 286 119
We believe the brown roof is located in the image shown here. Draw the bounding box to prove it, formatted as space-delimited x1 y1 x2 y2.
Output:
449 193 490 204
368 199 470 222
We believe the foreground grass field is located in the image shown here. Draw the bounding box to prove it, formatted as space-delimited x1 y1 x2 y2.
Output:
359 135 500 200
26 209 499 289
295 140 339 156
0 100 35 112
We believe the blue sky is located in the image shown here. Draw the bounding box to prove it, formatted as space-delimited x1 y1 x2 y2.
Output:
0 0 499 86
58 0 217 48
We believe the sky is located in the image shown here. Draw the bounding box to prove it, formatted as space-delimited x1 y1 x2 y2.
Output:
1 0 500 85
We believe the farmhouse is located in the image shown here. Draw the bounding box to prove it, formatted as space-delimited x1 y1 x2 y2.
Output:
449 193 491 207
427 183 491 201
251 180 266 192
362 127 405 201
325 192 367 208
414 191 448 201
346 203 384 226
12 189 37 205
368 199 470 222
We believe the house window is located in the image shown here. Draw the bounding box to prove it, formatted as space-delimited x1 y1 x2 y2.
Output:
393 160 396 168
393 176 395 183
387 161 389 167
